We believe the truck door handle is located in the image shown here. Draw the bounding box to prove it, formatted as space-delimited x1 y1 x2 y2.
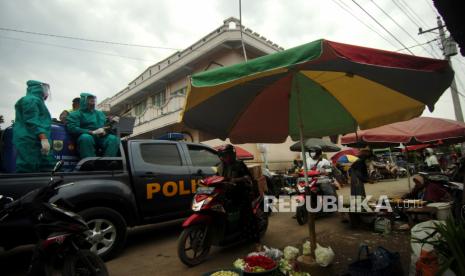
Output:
143 172 158 178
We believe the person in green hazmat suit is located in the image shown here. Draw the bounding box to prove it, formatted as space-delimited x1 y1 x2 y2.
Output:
66 93 119 159
13 80 56 173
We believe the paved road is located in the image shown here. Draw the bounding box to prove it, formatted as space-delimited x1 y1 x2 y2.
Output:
1 178 412 275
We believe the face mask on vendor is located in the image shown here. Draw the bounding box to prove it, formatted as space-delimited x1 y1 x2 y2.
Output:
310 152 316 158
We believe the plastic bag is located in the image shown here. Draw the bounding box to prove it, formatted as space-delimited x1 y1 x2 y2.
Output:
283 246 300 261
302 241 312 256
263 246 283 261
315 243 335 267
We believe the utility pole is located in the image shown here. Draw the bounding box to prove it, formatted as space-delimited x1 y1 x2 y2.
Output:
419 16 464 122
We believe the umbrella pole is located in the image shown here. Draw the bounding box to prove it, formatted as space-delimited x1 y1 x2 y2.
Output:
299 124 316 259
403 143 411 191
294 73 316 259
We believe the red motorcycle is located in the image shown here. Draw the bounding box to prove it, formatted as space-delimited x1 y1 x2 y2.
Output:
177 175 269 266
295 170 338 225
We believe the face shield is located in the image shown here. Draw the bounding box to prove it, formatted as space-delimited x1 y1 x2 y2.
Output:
41 83 51 100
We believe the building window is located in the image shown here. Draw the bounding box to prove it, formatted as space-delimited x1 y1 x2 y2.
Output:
134 101 146 116
170 87 186 97
153 91 166 107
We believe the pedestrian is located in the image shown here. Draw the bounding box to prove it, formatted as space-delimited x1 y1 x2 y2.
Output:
13 80 56 173
349 146 373 197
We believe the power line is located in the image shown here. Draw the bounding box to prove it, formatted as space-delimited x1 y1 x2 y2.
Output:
0 35 155 62
392 0 422 28
396 38 439 52
370 0 438 58
398 0 432 29
351 0 415 55
423 0 438 16
0 27 182 51
331 0 399 50
389 0 443 58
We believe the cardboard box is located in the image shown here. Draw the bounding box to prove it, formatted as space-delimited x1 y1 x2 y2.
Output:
247 164 263 180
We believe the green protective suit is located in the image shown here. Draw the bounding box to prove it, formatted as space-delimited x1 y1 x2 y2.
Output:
13 80 56 173
66 92 119 159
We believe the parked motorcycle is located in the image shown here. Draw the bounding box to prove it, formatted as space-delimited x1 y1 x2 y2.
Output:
294 170 338 225
177 175 268 266
0 161 108 275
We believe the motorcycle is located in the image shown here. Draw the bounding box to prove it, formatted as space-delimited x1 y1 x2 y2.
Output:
294 170 338 225
0 161 108 275
177 175 268 267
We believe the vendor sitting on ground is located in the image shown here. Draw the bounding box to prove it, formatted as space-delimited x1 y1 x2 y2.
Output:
66 92 119 159
403 174 452 202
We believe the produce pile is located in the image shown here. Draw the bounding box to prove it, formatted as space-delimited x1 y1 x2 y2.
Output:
229 241 335 275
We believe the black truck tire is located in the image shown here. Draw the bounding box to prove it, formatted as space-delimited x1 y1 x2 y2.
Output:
80 207 127 261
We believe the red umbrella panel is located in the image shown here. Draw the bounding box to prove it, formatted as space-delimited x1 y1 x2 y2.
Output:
341 117 465 146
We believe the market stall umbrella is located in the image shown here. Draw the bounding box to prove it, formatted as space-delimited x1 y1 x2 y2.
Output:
341 117 465 146
289 138 341 152
336 154 359 164
181 39 453 257
214 145 255 160
331 148 360 165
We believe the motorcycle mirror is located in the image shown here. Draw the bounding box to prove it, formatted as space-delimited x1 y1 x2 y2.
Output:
52 161 64 176
0 195 14 204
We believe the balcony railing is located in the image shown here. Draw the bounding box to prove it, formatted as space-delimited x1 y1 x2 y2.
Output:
134 95 186 127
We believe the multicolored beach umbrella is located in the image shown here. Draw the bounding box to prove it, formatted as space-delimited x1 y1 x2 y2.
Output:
181 39 453 257
336 154 359 164
182 39 453 144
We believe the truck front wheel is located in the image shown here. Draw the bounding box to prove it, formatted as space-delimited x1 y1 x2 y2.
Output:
80 207 127 261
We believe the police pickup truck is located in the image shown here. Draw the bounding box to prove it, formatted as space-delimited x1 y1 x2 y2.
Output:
0 140 220 260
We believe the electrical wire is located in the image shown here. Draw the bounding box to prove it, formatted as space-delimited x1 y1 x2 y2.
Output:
331 0 399 50
351 0 415 55
0 27 182 51
370 0 438 58
396 38 439 52
423 0 438 16
0 35 155 62
389 0 443 58
398 0 432 29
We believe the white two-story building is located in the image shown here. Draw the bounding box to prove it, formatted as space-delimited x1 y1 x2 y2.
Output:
100 18 306 170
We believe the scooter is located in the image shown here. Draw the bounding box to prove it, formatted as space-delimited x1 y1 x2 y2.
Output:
177 175 268 267
0 161 108 275
294 170 338 225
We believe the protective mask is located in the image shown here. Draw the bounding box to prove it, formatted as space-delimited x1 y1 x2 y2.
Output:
310 152 316 158
41 83 50 100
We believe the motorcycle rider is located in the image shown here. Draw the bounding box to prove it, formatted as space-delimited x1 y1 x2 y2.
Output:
305 147 331 173
216 145 258 240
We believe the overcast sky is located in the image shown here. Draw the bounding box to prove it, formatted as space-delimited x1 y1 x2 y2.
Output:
1 0 464 127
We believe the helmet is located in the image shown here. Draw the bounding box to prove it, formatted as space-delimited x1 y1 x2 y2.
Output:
217 144 236 158
309 146 322 156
